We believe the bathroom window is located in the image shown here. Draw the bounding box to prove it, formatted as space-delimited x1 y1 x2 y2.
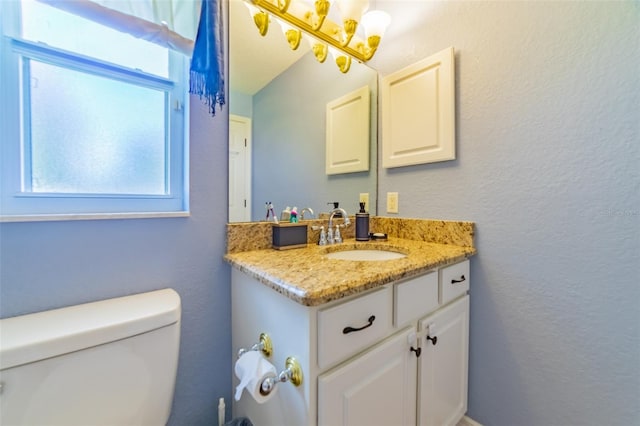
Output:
0 0 190 219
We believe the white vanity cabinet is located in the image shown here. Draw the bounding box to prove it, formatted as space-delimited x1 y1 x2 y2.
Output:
231 259 470 426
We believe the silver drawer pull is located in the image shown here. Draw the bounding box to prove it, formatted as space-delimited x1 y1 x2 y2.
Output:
451 275 466 284
343 315 376 334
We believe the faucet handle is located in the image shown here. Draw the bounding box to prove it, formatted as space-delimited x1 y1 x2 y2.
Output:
317 226 327 246
334 225 342 243
326 227 334 244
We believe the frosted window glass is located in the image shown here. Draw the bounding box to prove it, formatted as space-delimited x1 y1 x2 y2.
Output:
28 60 167 195
20 0 168 77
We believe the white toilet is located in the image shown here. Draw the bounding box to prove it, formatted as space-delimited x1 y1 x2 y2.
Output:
0 288 181 426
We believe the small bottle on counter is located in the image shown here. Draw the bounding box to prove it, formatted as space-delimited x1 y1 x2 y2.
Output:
355 202 370 241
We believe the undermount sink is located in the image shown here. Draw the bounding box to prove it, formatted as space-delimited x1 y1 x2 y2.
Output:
325 249 407 261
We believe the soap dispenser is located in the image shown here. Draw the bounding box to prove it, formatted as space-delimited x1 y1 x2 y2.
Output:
355 202 370 241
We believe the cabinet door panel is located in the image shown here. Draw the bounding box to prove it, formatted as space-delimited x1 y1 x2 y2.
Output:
326 85 370 175
419 295 469 426
318 328 417 426
381 46 455 168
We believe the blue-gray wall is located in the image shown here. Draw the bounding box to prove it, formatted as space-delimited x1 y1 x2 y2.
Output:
230 90 252 117
372 2 639 425
0 94 232 425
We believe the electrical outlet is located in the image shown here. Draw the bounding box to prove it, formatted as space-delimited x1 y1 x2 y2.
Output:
387 192 399 214
359 193 369 211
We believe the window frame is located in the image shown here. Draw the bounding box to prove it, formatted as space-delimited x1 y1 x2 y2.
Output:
0 1 190 222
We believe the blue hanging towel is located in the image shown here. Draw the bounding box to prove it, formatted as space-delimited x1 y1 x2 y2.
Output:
190 0 225 115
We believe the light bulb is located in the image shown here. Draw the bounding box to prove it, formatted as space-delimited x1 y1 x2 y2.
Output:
360 10 391 38
334 0 369 21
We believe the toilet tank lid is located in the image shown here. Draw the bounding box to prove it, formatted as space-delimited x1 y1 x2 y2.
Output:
0 288 181 371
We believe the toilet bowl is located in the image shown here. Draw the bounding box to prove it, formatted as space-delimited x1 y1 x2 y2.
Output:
0 289 181 426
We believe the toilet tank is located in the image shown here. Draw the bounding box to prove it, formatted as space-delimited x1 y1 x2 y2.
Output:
0 288 181 426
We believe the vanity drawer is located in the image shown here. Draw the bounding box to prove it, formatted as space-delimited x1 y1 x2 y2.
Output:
440 260 470 305
394 271 439 327
317 286 392 369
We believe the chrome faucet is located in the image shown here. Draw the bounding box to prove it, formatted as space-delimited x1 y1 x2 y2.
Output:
327 207 350 244
328 207 350 229
300 207 315 220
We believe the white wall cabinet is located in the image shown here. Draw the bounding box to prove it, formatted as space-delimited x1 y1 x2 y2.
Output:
231 259 470 426
326 85 370 175
381 47 456 168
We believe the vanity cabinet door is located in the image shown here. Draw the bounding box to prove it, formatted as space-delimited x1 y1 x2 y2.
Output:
418 295 469 426
318 327 418 426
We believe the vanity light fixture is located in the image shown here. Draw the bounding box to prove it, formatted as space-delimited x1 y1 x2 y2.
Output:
245 3 270 36
243 0 391 73
278 20 302 50
305 34 328 62
329 46 351 73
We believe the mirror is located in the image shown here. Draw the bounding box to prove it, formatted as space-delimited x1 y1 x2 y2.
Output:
228 0 378 222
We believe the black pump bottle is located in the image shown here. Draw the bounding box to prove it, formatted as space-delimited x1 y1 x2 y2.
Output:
355 202 370 241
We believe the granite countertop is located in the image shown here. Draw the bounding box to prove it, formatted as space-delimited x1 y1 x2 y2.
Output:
224 237 476 306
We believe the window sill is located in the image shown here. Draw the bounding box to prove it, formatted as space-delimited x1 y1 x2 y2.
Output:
0 211 190 223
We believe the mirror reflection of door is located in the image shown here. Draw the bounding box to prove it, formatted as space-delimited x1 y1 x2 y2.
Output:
229 114 251 222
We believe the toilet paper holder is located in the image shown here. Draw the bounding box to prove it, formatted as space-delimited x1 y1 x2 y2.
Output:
237 333 273 359
260 356 303 396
